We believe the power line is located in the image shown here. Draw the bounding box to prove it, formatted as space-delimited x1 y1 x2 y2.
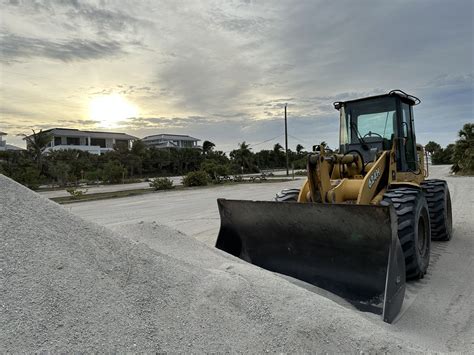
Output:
288 134 311 145
250 134 284 147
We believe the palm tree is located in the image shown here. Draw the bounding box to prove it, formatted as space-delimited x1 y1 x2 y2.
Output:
202 140 215 154
273 143 283 153
296 144 305 154
425 141 441 155
230 141 253 172
21 129 53 169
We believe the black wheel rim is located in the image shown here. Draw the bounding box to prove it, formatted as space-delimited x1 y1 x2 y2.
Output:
446 191 453 235
417 214 429 257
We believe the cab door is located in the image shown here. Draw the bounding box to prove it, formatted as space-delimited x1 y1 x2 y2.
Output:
397 100 418 171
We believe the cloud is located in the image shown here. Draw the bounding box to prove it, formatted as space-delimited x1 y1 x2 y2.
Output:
0 32 126 63
0 0 472 150
62 2 154 36
2 0 151 36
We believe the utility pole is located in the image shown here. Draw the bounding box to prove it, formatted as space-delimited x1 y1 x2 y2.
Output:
284 104 289 176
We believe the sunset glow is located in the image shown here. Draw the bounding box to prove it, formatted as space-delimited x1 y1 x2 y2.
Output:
89 94 139 128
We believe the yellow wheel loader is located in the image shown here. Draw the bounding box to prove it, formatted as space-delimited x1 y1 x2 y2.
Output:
215 90 453 323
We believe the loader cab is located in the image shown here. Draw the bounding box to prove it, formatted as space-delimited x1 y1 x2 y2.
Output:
334 90 420 172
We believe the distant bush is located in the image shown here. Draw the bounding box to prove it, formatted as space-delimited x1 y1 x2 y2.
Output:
451 123 474 175
149 177 174 190
200 160 230 182
432 144 454 165
182 170 209 187
12 167 41 190
292 157 307 170
84 170 102 184
102 160 125 184
66 187 88 199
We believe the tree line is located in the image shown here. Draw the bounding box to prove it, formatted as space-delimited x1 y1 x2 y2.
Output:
1 122 471 189
424 123 473 175
0 131 309 189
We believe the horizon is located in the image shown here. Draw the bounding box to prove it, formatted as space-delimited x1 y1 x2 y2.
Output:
1 0 473 153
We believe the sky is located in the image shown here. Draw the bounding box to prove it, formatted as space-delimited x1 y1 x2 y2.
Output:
1 0 473 152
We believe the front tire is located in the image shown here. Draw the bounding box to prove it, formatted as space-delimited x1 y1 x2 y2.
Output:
421 179 453 241
382 187 431 280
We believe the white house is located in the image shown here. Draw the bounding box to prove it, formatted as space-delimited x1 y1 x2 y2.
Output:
0 132 6 151
0 132 24 151
141 134 201 149
27 128 138 155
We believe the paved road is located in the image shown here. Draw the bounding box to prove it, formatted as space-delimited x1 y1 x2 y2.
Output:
68 178 303 245
39 169 291 198
39 177 183 199
69 165 473 351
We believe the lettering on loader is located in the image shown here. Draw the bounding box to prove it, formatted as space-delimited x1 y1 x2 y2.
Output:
368 168 381 189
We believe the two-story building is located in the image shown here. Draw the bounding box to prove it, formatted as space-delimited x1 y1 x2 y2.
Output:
29 128 138 155
141 134 201 149
0 132 23 151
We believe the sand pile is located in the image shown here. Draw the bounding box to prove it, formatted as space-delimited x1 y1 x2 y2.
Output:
0 174 423 352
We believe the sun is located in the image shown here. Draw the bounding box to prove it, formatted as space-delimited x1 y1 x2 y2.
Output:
89 94 139 128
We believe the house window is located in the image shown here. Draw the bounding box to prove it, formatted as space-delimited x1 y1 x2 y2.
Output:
54 137 62 146
66 137 80 145
90 138 106 148
115 139 129 149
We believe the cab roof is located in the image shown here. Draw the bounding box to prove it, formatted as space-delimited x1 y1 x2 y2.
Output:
333 90 420 110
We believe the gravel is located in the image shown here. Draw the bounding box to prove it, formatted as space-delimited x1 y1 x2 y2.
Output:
0 174 425 352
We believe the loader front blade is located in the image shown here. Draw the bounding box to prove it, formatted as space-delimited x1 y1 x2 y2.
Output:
215 199 405 323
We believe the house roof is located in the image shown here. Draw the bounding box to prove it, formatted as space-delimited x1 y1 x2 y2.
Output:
142 133 200 142
5 144 24 151
27 128 138 140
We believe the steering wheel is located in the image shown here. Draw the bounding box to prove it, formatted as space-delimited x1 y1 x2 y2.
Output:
363 131 383 138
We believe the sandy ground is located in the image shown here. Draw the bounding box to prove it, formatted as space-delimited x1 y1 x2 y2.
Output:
1 175 423 352
69 165 474 352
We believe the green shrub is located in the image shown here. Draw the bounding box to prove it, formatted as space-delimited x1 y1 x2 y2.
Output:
102 160 125 184
12 167 41 190
182 170 209 187
66 187 88 199
149 177 174 190
451 123 474 175
84 170 102 183
293 157 307 169
200 160 230 182
432 144 454 165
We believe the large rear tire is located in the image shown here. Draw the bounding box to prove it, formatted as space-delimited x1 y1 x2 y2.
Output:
382 187 431 280
421 179 453 241
275 188 300 202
